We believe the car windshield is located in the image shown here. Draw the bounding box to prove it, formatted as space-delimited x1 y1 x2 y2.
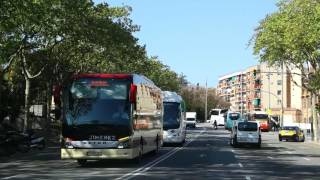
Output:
64 78 131 126
187 118 195 121
238 122 258 131
254 114 268 119
282 126 299 131
229 113 240 120
163 102 181 130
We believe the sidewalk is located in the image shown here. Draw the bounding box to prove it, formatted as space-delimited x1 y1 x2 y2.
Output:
0 131 60 162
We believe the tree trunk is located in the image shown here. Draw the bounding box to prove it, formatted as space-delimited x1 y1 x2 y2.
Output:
312 93 318 141
0 74 3 121
24 77 31 131
45 81 53 139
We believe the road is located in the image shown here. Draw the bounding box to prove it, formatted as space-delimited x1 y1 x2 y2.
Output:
1 123 320 180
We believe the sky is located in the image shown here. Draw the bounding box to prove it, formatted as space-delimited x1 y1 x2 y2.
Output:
95 0 279 87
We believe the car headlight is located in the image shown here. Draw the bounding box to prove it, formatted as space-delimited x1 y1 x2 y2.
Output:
169 129 180 136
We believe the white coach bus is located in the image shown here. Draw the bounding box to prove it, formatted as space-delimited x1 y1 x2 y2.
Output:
162 91 186 145
60 74 163 165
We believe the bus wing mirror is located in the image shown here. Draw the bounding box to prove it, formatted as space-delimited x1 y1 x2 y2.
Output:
129 84 137 103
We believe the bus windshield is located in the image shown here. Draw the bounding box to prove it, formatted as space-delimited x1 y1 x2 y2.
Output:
211 110 219 116
238 122 258 131
163 102 181 130
65 78 131 126
229 113 240 120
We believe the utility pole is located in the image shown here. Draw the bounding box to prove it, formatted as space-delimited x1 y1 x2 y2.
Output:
240 73 243 117
268 67 271 110
311 94 318 141
205 79 208 122
280 63 284 127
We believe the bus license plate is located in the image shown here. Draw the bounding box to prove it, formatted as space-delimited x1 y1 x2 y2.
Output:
87 151 102 156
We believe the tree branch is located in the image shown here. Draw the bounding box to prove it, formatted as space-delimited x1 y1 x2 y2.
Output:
21 50 46 79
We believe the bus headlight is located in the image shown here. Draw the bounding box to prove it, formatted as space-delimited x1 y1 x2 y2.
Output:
117 136 131 149
64 138 74 149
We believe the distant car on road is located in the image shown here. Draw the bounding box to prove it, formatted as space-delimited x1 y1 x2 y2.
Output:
230 120 261 148
279 126 305 142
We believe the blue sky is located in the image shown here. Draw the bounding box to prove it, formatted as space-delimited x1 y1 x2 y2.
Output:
95 0 278 87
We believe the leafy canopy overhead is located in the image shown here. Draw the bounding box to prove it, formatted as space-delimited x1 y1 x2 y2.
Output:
251 0 320 94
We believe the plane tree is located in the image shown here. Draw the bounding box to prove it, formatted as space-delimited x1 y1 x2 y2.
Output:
251 0 320 140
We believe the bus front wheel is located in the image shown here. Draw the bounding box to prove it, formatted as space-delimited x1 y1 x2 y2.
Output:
134 140 143 164
77 159 87 166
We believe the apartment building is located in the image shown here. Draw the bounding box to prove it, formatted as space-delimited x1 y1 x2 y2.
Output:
217 65 262 113
217 63 304 124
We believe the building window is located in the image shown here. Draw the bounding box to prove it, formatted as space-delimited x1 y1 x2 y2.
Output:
277 90 282 95
277 100 282 105
277 80 282 85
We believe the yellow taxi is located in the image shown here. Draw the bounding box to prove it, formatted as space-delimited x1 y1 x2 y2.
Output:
279 126 305 142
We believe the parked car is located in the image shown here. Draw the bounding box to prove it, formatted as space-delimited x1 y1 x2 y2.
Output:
230 120 261 148
279 126 305 142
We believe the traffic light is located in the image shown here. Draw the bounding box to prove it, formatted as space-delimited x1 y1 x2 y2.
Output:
253 69 257 76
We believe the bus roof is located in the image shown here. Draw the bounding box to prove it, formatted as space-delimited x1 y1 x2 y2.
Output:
73 74 131 79
252 111 268 115
162 91 183 103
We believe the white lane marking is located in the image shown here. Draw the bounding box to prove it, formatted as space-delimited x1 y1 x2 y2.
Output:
303 158 311 161
238 163 243 168
116 129 206 180
267 156 273 159
286 151 293 154
2 175 23 180
231 150 235 153
245 176 252 180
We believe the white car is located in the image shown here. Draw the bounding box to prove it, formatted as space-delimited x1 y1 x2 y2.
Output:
230 120 261 148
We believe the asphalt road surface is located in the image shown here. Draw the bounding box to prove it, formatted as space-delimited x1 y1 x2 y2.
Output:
1 123 320 180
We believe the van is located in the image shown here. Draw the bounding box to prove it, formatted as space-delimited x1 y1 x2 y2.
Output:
230 120 261 148
224 112 241 130
186 112 196 128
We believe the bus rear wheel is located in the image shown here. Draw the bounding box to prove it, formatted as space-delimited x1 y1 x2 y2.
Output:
152 136 160 155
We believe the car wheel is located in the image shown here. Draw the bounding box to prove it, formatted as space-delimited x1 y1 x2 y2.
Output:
294 135 299 142
256 142 261 148
279 135 282 141
38 140 46 150
256 137 262 148
233 136 239 148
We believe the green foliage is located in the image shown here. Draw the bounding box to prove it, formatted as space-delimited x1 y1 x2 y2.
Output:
0 0 187 125
251 0 320 95
181 87 230 121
